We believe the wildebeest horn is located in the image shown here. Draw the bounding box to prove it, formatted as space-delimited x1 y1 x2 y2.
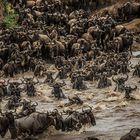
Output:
53 109 59 113
28 99 32 103
112 76 117 83
21 99 31 104
7 79 12 84
130 64 135 69
32 102 38 107
22 76 27 82
87 105 92 110
11 109 17 113
82 107 85 113
7 79 9 84
0 41 4 46
32 77 39 84
63 110 66 113
124 74 129 81
132 85 137 91
128 55 131 61
128 61 131 65
62 80 66 86
18 79 24 84
82 105 92 112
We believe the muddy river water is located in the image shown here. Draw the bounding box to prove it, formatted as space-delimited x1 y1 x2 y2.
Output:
2 52 140 140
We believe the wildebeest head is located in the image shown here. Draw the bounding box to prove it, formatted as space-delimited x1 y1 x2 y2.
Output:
112 74 128 84
124 85 137 99
51 109 63 130
46 114 56 128
82 106 96 126
129 128 140 137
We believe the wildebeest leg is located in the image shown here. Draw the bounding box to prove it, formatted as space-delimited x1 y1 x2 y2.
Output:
10 73 14 77
114 86 117 92
88 112 96 126
60 92 66 99
101 34 105 50
4 70 8 77
9 127 17 139
11 0 17 7
96 38 100 48
1 128 8 138
32 120 44 135
95 0 99 8
129 45 132 55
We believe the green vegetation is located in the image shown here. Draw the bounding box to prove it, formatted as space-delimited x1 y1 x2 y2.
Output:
2 0 18 28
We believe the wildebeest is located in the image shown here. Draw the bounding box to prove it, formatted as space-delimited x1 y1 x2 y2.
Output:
15 112 56 135
120 128 140 140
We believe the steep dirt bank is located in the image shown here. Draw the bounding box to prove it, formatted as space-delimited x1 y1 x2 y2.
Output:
122 18 140 51
123 18 140 32
90 0 140 51
91 0 140 16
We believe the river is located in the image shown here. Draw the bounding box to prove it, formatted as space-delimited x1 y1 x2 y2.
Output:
2 52 140 140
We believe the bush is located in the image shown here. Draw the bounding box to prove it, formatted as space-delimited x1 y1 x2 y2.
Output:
2 13 18 28
2 0 18 28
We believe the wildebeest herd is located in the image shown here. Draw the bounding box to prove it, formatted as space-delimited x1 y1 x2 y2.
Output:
0 0 140 140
